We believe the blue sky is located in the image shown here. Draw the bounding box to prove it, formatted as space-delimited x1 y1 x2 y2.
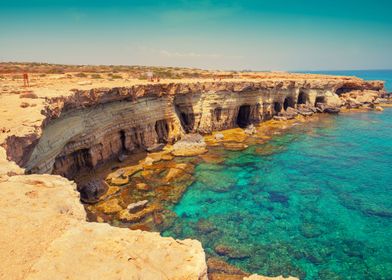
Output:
0 0 391 70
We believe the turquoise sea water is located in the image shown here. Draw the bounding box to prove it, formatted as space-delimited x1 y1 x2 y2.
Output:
162 71 392 279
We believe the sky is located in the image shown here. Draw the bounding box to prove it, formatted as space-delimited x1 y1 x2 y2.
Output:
0 0 391 71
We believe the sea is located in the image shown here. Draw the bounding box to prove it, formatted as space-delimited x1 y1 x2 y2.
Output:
162 70 392 279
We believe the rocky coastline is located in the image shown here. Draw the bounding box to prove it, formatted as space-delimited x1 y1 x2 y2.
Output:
0 72 389 279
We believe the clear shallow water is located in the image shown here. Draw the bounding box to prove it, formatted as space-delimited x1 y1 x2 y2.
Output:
163 108 392 279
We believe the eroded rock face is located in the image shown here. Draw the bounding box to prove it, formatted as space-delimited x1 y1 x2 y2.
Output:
0 157 208 280
7 79 380 179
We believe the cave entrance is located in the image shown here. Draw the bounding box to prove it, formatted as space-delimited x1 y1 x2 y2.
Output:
155 119 169 143
283 97 295 111
297 92 308 105
236 105 251 128
119 130 126 151
335 83 361 95
315 96 326 106
175 105 195 133
274 102 282 113
53 148 93 178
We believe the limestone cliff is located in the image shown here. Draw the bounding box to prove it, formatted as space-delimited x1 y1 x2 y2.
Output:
0 73 385 280
0 147 208 280
2 78 383 178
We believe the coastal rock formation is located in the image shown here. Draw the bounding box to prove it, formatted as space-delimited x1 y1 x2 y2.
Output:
0 73 384 280
0 77 383 179
0 153 208 280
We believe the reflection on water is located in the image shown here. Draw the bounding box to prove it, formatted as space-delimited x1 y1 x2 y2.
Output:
162 109 392 280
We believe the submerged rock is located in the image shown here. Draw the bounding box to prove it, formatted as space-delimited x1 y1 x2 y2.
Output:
95 198 123 214
268 191 289 204
196 219 217 234
214 244 250 259
126 200 148 212
299 223 323 238
207 257 249 278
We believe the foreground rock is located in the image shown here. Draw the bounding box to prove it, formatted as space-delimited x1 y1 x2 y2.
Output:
0 74 384 179
0 158 207 280
0 149 297 279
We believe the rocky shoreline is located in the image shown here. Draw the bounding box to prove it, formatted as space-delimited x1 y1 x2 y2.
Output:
0 73 389 279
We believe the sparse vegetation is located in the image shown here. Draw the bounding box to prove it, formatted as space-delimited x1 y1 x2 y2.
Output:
75 72 88 78
108 73 123 79
91 74 102 79
47 67 65 74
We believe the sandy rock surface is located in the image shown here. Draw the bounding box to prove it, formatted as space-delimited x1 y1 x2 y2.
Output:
0 158 207 280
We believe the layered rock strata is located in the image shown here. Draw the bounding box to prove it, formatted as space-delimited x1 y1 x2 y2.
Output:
0 74 386 280
2 78 383 179
0 147 208 280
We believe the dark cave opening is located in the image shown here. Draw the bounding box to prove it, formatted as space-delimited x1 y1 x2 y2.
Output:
274 102 282 113
236 105 251 128
283 97 295 111
315 96 326 106
155 119 169 143
175 105 195 133
119 130 126 151
297 92 308 105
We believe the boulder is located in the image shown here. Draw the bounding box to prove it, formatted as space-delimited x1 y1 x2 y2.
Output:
117 153 128 162
323 107 340 114
127 200 149 212
214 133 224 140
79 179 108 203
273 116 287 121
172 133 208 156
375 106 384 111
244 124 256 135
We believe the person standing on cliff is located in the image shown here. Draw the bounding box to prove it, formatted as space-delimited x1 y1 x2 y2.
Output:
23 73 29 87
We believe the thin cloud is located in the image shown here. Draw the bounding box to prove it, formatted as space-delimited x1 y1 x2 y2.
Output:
159 49 243 59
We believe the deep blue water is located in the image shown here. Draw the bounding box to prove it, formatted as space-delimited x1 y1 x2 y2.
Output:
162 71 392 279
